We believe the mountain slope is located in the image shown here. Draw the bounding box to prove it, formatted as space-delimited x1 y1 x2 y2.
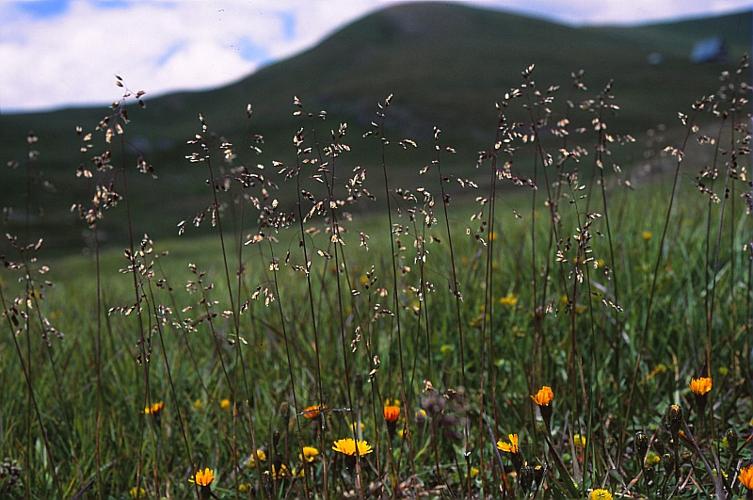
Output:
1 2 749 250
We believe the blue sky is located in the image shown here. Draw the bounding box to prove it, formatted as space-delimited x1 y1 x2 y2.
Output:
2 0 752 112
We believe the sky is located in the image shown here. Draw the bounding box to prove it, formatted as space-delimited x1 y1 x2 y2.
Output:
1 0 752 112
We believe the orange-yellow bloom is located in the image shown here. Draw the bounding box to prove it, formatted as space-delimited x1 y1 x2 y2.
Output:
189 467 215 488
383 399 400 423
496 433 519 454
689 376 712 396
531 386 554 406
303 404 324 419
332 438 373 457
739 464 753 490
144 401 165 416
300 446 319 463
590 489 613 500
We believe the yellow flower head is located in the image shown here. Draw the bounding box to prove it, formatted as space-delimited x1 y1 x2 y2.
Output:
303 404 324 419
689 376 712 396
590 489 612 500
219 399 231 410
189 467 215 488
383 399 401 423
129 486 146 499
332 438 373 457
300 446 319 463
573 434 587 448
144 401 165 416
642 230 653 241
531 386 554 407
193 399 204 411
739 464 753 490
645 451 661 467
496 433 520 454
245 449 267 468
499 292 518 307
470 466 479 478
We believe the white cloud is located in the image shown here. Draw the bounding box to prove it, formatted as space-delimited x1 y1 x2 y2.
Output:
1 0 751 112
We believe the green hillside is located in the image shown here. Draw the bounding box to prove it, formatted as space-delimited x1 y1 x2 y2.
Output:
1 2 749 251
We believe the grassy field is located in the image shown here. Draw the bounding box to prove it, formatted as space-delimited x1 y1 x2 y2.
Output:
1 52 752 499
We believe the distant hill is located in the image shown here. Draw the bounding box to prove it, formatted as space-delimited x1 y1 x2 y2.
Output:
1 2 750 251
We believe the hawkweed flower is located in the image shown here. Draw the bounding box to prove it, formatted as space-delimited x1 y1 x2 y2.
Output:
302 404 324 420
415 408 428 424
300 446 319 463
332 438 373 457
383 399 400 438
530 386 553 428
589 488 612 500
573 434 587 449
219 399 231 411
641 230 653 241
189 467 214 498
739 464 753 491
499 292 518 307
333 438 373 469
245 449 267 469
144 401 165 416
690 376 712 412
497 433 519 454
129 486 146 499
497 433 523 471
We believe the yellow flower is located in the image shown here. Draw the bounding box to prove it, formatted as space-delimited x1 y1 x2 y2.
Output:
359 274 369 287
739 464 753 490
496 433 519 454
238 483 251 493
415 408 428 423
245 449 267 468
383 399 400 423
573 434 587 448
300 446 319 463
488 230 497 242
590 489 612 500
641 230 653 241
129 486 146 498
531 386 554 407
645 451 661 467
143 401 165 416
193 399 204 411
219 399 231 410
594 258 606 269
470 466 479 478
332 438 373 457
499 292 518 307
189 467 215 488
302 404 324 419
689 376 712 396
